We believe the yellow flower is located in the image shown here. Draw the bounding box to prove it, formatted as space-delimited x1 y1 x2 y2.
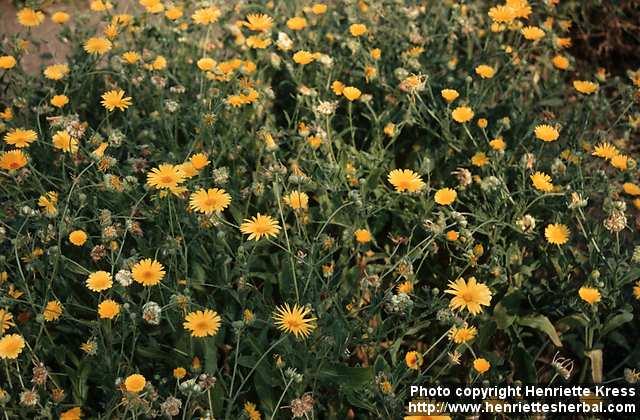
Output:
471 152 488 167
86 271 113 292
44 64 70 80
552 55 569 70
122 51 141 64
284 191 309 210
383 123 396 137
591 142 618 160
51 11 71 24
622 183 640 196
610 154 628 170
475 65 495 79
124 374 146 393
286 17 307 31
59 407 82 420
189 188 232 214
633 281 640 300
4 128 37 148
521 26 545 41
388 169 425 193
101 89 132 111
146 164 186 189
477 118 488 129
83 37 112 55
489 137 506 151
441 88 459 103
50 94 69 108
342 86 362 101
354 229 372 244
131 258 165 286
573 80 598 94
578 286 601 305
90 0 113 12
405 351 423 370
534 124 559 142
488 5 516 23
0 334 25 359
190 153 210 170
434 188 457 205
331 80 345 95
544 223 570 245
446 230 459 241
240 213 281 241
98 299 120 319
311 3 328 14
370 48 381 60
244 13 273 32
273 303 317 339
52 130 78 153
451 106 474 123
17 8 45 27
397 281 414 294
151 56 167 70
293 50 315 65
448 325 478 344
173 367 186 379
244 402 262 420
0 56 17 70
349 23 367 37
43 301 63 322
0 309 15 333
445 277 492 315
530 171 554 192
473 358 491 374
0 150 28 171
165 6 183 20
246 36 271 49
192 7 221 25
183 309 221 337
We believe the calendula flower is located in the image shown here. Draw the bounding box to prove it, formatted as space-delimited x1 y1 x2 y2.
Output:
0 56 17 69
293 50 315 65
388 169 425 193
244 13 273 32
131 259 165 286
448 325 478 344
122 51 141 64
405 351 423 370
622 183 640 196
240 213 281 240
530 171 554 192
51 11 71 24
286 17 307 30
124 374 146 393
471 152 489 167
4 128 37 148
52 130 78 153
101 89 132 111
86 271 113 292
273 303 317 339
441 89 459 102
244 402 262 420
591 142 618 160
610 154 628 170
83 37 112 55
452 106 474 123
183 309 221 337
354 229 372 244
189 188 231 214
284 191 309 210
488 5 516 23
434 188 457 205
190 153 209 170
59 408 82 420
192 7 220 25
445 277 492 315
521 26 545 41
146 164 186 189
165 6 183 20
475 65 495 79
573 80 598 94
544 223 570 245
473 358 491 374
534 124 559 142
0 309 15 333
349 23 367 37
342 86 362 101
98 300 120 319
0 150 28 171
17 8 45 27
578 286 601 305
173 367 187 379
68 230 87 246
43 301 63 321
489 137 506 151
50 94 69 108
552 55 570 70
0 334 25 359
43 64 69 80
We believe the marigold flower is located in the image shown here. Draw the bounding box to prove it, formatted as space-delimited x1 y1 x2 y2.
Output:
293 50 315 65
83 37 112 55
17 8 44 27
473 358 491 374
240 213 281 240
534 124 559 142
544 223 570 245
445 277 492 315
578 286 601 305
69 230 88 246
521 26 545 41
0 56 17 70
51 11 71 24
131 259 165 286
342 86 362 101
184 309 221 337
124 374 146 393
286 17 307 30
573 80 598 94
273 303 317 339
475 64 495 79
530 171 554 192
354 229 372 244
0 150 28 171
4 128 37 148
349 23 367 37
388 169 425 193
101 89 132 111
405 351 423 370
0 334 25 359
451 106 474 123
192 7 220 25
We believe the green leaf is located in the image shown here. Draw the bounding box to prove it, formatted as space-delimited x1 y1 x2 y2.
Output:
518 315 562 347
601 312 633 336
493 302 516 329
318 365 373 389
